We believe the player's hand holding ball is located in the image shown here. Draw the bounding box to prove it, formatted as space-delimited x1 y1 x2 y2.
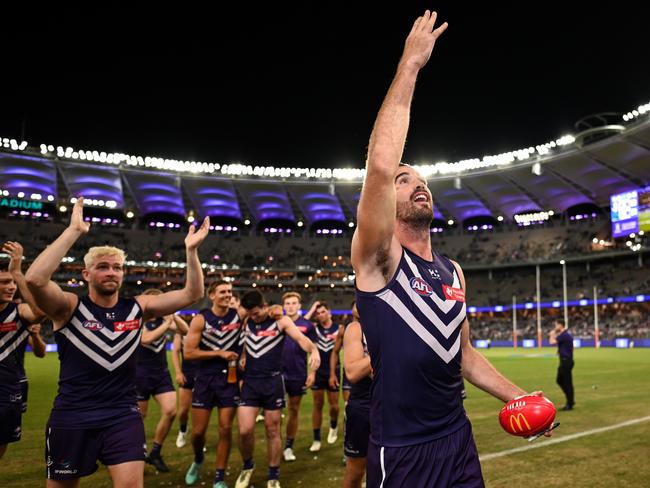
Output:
499 393 556 438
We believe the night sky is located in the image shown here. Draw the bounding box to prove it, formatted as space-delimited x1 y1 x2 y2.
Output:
2 2 649 169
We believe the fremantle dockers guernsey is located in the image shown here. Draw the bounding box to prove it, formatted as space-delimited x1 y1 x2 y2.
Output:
349 329 371 408
49 296 144 429
243 317 285 378
137 318 169 371
282 317 316 381
315 323 340 377
198 308 242 374
0 303 29 403
356 247 468 447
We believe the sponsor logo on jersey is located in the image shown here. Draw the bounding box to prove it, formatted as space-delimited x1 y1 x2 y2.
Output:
410 277 433 296
221 323 240 332
442 284 465 302
509 413 531 433
114 319 140 332
257 330 278 337
82 320 104 330
0 321 17 332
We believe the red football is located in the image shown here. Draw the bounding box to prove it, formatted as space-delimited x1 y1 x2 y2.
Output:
499 395 556 437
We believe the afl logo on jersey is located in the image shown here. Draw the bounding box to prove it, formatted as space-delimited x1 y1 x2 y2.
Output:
410 277 433 296
82 320 104 330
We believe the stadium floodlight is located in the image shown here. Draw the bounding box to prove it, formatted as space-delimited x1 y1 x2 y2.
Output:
244 219 251 225
126 211 134 219
187 215 195 223
532 162 542 176
447 219 454 225
59 205 67 212
348 221 355 227
592 237 598 243
560 260 566 265
497 216 504 222
297 221 304 227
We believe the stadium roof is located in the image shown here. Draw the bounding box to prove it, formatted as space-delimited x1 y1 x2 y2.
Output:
1 117 649 225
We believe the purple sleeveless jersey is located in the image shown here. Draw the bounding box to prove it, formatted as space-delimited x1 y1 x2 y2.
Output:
356 247 468 447
243 317 285 378
314 322 340 378
48 296 144 429
137 317 169 371
281 316 316 381
197 307 242 374
0 303 29 404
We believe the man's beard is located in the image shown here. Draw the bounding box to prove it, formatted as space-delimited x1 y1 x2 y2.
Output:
396 201 433 231
94 282 120 296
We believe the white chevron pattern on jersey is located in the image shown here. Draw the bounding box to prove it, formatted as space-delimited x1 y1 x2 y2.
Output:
60 301 143 372
378 289 461 364
315 326 337 352
403 252 461 314
0 308 29 362
245 322 284 358
201 314 240 351
395 270 467 339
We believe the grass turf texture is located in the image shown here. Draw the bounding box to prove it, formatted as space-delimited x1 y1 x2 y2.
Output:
1 348 649 487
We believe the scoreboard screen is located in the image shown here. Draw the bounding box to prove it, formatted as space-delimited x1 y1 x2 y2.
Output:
639 186 650 233
611 190 639 237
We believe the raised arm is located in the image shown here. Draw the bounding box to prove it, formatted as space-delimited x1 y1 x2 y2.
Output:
280 316 321 372
3 241 46 324
352 11 447 282
141 316 172 345
343 322 372 383
137 217 210 321
454 261 527 402
28 324 47 358
171 314 190 336
329 325 344 389
303 300 320 321
25 199 89 326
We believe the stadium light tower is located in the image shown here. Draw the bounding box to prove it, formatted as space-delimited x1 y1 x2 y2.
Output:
560 260 569 328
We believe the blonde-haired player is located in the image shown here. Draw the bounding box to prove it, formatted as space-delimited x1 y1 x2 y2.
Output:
25 197 209 488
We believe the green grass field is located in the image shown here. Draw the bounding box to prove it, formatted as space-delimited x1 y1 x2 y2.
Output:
2 348 650 487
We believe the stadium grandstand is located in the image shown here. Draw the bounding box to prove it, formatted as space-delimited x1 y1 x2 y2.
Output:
1 101 649 347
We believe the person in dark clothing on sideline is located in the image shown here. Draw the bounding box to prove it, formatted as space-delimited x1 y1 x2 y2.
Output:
549 321 575 411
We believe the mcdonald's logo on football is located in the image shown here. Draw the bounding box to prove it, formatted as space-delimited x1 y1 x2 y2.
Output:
509 413 531 433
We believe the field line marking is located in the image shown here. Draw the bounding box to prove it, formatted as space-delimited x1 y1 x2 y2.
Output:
480 415 650 461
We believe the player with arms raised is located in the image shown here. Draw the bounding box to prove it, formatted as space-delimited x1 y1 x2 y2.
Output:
352 11 538 487
25 198 209 488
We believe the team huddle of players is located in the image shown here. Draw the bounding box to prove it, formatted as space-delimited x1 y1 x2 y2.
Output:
0 207 370 488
